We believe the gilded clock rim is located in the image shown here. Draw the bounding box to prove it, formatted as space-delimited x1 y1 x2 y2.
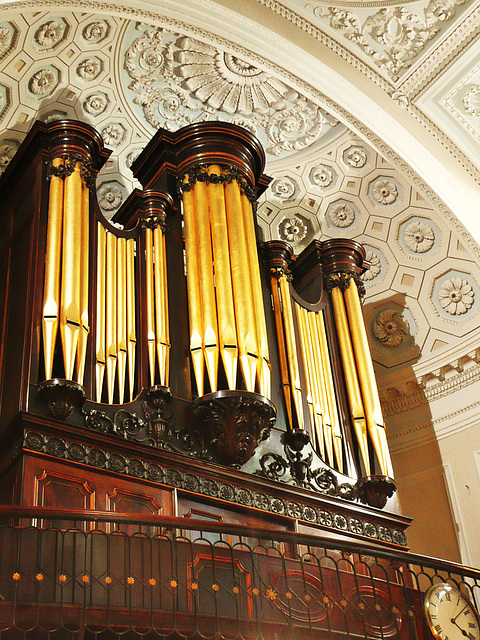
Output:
424 582 480 640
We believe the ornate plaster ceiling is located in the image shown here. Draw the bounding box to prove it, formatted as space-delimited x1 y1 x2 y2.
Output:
1 1 480 403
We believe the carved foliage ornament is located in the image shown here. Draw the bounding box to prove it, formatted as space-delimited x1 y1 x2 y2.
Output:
329 202 355 228
28 68 58 97
438 277 475 315
372 179 398 205
192 391 276 467
310 164 334 188
312 0 467 78
123 26 340 156
84 93 108 116
463 85 480 117
272 177 296 199
82 21 108 44
46 154 97 191
34 20 65 49
259 451 358 501
0 141 18 173
177 164 257 204
97 182 123 211
361 250 382 282
0 25 13 57
178 36 289 115
404 221 435 253
325 272 366 298
373 309 409 347
77 58 102 80
278 216 308 244
100 123 125 147
265 99 330 156
344 146 367 168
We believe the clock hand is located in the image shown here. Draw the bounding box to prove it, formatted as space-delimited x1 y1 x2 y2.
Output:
452 606 469 624
451 618 469 637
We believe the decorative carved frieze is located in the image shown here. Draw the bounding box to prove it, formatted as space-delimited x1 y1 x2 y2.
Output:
20 429 408 546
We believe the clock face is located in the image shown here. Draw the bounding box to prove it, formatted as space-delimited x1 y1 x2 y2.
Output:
425 584 480 640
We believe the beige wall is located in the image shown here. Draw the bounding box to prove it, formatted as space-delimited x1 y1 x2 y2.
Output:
386 376 480 567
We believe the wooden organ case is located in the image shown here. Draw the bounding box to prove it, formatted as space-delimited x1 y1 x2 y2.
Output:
0 118 411 546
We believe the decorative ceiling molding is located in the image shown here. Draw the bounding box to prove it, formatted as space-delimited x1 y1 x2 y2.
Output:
380 356 480 416
397 0 480 99
387 398 480 453
259 0 474 85
253 0 392 90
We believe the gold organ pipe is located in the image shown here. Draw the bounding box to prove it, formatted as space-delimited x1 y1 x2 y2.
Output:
42 157 64 380
60 162 83 380
154 225 169 387
278 274 304 430
330 285 370 476
271 276 293 429
193 179 219 392
307 310 331 462
95 223 106 402
161 228 169 385
76 181 90 386
144 227 156 387
240 191 270 399
295 304 320 453
225 179 258 392
207 166 237 390
303 307 326 458
316 310 344 474
344 279 393 477
117 237 127 404
182 184 204 397
126 238 136 401
105 232 117 404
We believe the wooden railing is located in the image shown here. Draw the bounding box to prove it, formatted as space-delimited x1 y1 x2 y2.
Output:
0 506 478 639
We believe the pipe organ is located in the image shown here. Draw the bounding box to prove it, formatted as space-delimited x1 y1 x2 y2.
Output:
0 118 407 551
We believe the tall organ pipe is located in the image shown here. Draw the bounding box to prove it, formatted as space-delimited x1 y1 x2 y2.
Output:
343 278 393 477
42 158 64 381
182 181 204 397
76 180 90 386
330 285 370 476
278 274 304 430
315 310 344 473
240 191 270 398
60 162 83 380
207 166 237 390
126 238 136 400
224 179 259 393
95 223 106 402
105 231 117 404
193 179 219 392
154 225 170 387
116 237 127 404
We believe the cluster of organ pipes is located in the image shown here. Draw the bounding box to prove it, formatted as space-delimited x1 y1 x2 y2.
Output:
330 276 393 478
295 304 344 475
269 270 346 474
42 158 90 385
95 225 137 404
181 166 270 398
269 262 393 479
42 157 170 405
